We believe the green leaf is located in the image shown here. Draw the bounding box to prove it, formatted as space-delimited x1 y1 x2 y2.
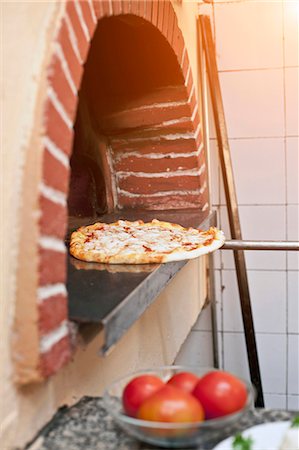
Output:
291 416 299 428
232 433 254 450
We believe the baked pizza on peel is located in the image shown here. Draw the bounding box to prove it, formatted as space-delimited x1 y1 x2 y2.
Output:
70 219 225 264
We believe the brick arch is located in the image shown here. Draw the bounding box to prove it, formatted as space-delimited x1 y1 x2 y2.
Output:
37 0 207 378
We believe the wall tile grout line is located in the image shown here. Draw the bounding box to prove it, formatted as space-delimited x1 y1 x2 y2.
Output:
281 0 290 409
218 66 298 73
210 135 299 140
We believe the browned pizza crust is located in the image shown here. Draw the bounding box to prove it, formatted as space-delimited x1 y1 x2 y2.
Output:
70 258 158 273
69 219 225 264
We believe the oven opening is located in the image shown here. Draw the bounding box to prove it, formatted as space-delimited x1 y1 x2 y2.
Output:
67 14 184 221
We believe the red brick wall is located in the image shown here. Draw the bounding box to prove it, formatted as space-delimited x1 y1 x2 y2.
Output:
37 0 208 379
105 85 206 210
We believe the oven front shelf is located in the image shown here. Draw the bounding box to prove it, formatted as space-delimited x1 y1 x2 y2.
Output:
67 209 215 354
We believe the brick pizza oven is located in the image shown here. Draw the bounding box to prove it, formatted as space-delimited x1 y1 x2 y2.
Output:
13 0 208 385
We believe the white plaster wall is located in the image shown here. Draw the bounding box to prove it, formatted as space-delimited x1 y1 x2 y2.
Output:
1 0 63 444
185 0 299 411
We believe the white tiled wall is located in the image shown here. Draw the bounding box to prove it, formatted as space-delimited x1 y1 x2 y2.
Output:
177 0 298 411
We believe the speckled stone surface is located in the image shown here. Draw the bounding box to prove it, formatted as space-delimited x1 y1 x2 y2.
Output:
27 397 298 450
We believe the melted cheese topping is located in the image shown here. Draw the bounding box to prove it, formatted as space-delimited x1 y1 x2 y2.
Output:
82 220 214 257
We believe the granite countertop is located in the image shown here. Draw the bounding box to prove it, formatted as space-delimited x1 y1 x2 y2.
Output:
27 397 298 450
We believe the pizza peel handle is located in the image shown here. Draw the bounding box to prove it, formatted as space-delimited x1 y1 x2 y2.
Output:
223 240 299 251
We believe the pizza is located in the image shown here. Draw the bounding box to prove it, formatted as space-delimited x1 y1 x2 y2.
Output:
69 219 225 264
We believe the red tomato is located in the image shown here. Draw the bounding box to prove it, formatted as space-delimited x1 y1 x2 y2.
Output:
137 385 205 423
167 371 199 394
192 370 248 419
122 375 164 417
